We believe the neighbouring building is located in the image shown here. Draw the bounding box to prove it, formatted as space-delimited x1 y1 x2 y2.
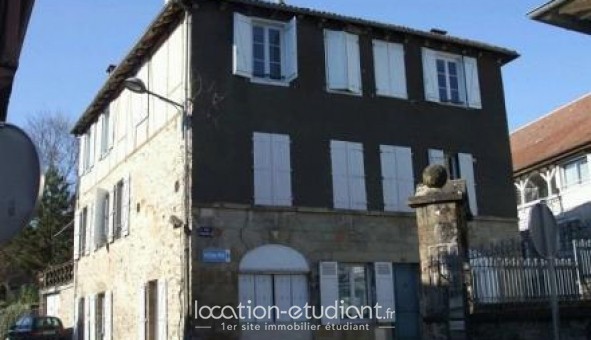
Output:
67 0 518 339
530 0 591 34
512 93 591 245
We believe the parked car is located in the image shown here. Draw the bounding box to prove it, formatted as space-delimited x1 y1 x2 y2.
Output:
5 314 66 340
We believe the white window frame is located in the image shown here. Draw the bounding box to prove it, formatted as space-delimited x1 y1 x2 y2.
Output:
380 145 414 212
561 156 590 189
372 40 407 99
435 54 465 105
100 108 112 157
252 132 292 206
233 13 298 86
330 140 367 210
422 48 481 109
319 262 395 324
324 30 362 95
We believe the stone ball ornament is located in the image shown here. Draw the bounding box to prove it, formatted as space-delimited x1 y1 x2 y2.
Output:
422 164 448 188
0 123 42 246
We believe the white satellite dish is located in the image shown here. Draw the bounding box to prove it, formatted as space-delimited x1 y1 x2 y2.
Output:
0 122 41 246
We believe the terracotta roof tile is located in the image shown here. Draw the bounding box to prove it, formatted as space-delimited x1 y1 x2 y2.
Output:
511 93 591 174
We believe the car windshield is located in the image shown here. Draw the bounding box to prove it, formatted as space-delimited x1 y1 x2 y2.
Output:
33 317 60 330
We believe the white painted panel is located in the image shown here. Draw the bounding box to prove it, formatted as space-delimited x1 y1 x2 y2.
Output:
325 30 347 90
238 274 256 323
345 32 361 94
253 133 273 205
422 47 438 102
373 40 390 96
254 275 273 323
138 284 146 340
233 12 253 78
428 149 445 166
380 145 398 211
272 134 292 206
330 140 350 208
274 275 292 322
291 275 308 322
284 17 298 82
122 175 131 236
463 56 482 109
157 279 167 340
374 263 395 322
388 42 407 99
319 262 339 325
45 294 60 317
395 146 414 212
74 211 80 260
348 142 366 210
459 153 478 215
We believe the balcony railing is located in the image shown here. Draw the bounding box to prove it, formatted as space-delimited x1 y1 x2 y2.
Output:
39 261 74 289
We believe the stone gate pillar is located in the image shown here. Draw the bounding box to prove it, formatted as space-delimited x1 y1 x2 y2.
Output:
408 165 471 340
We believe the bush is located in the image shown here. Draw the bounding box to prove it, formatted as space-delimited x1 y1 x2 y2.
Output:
0 302 30 338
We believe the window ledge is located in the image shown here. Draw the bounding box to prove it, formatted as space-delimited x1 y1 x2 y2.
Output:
250 77 291 87
426 99 480 110
326 88 363 97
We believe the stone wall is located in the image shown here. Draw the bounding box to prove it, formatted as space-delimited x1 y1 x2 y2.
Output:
40 283 75 328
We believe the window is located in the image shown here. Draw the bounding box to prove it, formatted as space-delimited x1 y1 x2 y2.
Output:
319 262 395 324
429 149 478 215
372 40 407 99
113 180 124 240
95 293 105 340
75 298 84 340
233 13 297 84
422 48 481 109
139 280 167 340
95 191 109 248
253 132 292 206
380 145 414 212
330 140 366 210
324 30 361 94
562 157 589 188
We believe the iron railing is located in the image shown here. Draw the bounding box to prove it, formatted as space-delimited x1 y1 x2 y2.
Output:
39 261 74 289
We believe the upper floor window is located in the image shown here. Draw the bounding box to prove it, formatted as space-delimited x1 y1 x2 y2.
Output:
233 13 297 84
422 48 481 109
330 140 366 210
372 40 407 99
252 132 292 206
380 145 414 212
324 30 361 94
429 149 478 215
74 206 88 259
562 157 589 188
100 108 112 157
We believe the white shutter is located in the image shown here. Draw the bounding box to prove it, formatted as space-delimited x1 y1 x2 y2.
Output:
233 12 253 78
74 298 80 340
388 43 407 99
284 17 298 82
348 142 367 210
157 279 167 340
273 275 292 322
428 149 445 166
107 188 114 243
380 146 398 211
291 275 308 321
395 146 414 212
122 175 131 236
253 133 273 205
96 116 103 159
459 153 478 215
463 56 482 109
324 30 347 90
79 136 86 175
238 275 255 323
345 32 361 94
89 295 96 340
86 204 93 255
319 262 339 325
422 48 439 102
254 275 273 323
330 141 350 209
105 291 113 340
84 297 90 340
374 262 395 322
272 134 292 206
89 124 95 167
74 211 81 260
373 40 390 96
138 284 146 340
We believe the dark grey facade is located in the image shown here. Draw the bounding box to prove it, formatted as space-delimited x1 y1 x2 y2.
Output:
190 0 517 218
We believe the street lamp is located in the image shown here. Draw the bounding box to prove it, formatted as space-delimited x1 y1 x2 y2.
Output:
123 77 185 111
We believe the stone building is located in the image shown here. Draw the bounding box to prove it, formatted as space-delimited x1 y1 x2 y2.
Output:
68 0 519 339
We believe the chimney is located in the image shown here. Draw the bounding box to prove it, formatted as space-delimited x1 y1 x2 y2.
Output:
430 28 447 35
106 64 116 75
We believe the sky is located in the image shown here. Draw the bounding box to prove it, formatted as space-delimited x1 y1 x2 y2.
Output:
7 0 591 132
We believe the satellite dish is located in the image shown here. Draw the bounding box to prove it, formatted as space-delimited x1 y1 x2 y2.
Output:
0 123 42 246
528 203 559 258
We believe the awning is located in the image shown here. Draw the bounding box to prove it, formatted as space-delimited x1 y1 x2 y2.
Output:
0 0 36 121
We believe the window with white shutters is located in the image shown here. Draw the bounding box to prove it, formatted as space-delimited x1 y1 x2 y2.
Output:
422 48 481 109
330 140 367 210
373 40 407 99
77 207 88 257
428 149 478 215
253 132 292 206
94 190 109 249
233 13 298 84
324 30 362 94
380 145 414 212
319 262 396 323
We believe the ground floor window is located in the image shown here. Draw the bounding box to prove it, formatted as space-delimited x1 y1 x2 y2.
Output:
139 279 167 340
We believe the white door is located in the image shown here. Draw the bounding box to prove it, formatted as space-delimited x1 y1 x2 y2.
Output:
45 294 60 317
